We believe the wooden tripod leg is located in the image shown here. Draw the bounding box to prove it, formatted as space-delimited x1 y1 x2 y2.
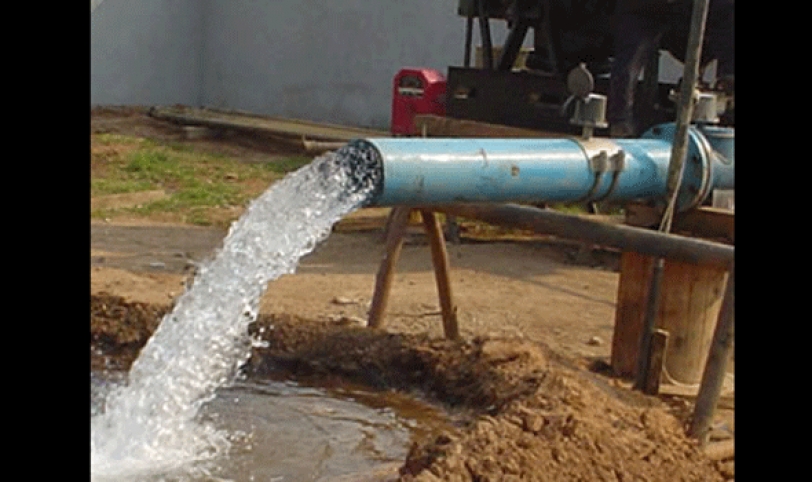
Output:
420 209 461 340
368 207 411 329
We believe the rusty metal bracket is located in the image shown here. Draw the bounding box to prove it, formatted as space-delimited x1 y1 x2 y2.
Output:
593 150 626 203
578 148 626 204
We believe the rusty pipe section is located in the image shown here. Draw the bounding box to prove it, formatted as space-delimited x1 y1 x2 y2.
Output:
348 123 733 212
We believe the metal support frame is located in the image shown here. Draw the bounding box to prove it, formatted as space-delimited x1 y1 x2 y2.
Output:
477 0 494 70
496 20 531 71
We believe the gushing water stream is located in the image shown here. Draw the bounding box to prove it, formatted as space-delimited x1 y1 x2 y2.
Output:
91 145 382 481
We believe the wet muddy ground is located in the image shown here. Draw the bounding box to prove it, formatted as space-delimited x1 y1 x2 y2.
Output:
91 294 733 481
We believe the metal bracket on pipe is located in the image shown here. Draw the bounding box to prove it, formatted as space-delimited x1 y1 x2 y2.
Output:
576 138 624 171
593 151 626 203
577 149 626 204
588 150 626 174
574 136 626 204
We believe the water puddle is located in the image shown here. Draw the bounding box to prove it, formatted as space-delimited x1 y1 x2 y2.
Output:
92 371 448 481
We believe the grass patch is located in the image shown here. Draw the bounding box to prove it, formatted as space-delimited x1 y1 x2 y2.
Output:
90 133 311 226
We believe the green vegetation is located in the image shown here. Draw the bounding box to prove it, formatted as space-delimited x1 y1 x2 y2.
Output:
90 133 311 227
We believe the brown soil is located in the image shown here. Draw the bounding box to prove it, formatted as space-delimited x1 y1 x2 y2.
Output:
90 108 734 481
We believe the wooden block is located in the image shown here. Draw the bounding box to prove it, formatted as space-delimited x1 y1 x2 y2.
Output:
412 114 561 139
625 204 734 244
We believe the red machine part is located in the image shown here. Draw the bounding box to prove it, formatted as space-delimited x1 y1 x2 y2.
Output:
390 68 447 136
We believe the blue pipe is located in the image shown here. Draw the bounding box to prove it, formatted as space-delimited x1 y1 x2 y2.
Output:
352 123 733 212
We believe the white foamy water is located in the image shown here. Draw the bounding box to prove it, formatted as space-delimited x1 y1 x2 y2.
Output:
91 146 381 481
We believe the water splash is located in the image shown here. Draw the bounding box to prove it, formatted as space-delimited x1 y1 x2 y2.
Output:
91 145 381 481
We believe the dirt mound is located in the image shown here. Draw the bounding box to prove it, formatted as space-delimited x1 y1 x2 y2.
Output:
90 295 727 481
247 315 724 482
90 293 169 371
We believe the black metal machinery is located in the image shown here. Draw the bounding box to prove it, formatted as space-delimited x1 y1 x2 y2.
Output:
449 0 728 135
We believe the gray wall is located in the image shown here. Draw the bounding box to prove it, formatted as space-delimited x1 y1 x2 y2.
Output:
199 0 511 129
91 0 204 107
90 1 706 129
91 0 510 129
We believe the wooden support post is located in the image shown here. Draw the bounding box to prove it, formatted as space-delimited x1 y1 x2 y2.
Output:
420 210 461 340
643 329 669 395
368 207 411 329
689 264 735 446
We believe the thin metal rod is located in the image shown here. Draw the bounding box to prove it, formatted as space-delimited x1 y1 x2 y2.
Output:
432 203 734 267
643 329 669 395
634 257 665 390
464 16 474 67
689 263 735 445
636 0 712 390
496 21 530 71
477 0 493 69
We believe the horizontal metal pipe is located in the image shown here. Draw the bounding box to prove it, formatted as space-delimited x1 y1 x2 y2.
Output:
355 123 733 212
430 203 734 267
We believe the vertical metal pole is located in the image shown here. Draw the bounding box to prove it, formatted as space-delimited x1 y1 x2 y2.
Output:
496 21 530 71
643 329 670 395
639 47 661 130
635 0 711 390
634 257 666 390
464 16 474 68
689 264 735 445
477 0 494 69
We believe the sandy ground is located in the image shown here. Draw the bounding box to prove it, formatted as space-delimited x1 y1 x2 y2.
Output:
90 108 734 481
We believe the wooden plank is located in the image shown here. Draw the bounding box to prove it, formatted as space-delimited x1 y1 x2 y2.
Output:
612 252 654 377
332 207 392 233
625 204 735 243
413 114 562 138
420 210 460 340
659 384 734 409
660 262 729 384
149 105 388 142
672 206 735 243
